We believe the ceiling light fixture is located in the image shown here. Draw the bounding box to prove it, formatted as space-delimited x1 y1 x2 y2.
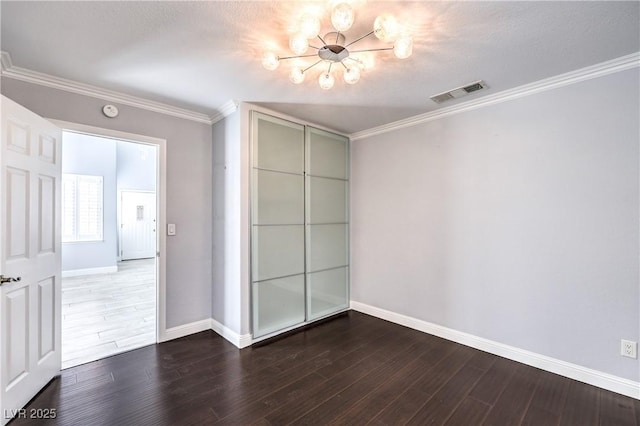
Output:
262 2 413 90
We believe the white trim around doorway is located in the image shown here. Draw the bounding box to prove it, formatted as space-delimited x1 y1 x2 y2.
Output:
48 119 168 344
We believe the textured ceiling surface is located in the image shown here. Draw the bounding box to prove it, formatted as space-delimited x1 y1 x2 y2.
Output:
1 1 639 133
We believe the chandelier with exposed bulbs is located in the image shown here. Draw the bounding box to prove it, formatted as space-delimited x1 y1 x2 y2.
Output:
262 2 413 90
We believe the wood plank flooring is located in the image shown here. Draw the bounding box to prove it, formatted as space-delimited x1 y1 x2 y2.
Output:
11 311 639 425
61 259 156 369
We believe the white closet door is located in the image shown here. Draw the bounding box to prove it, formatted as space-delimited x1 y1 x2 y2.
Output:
251 113 305 338
305 127 349 321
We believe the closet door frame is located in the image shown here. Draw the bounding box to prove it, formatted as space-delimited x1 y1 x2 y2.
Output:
249 111 350 342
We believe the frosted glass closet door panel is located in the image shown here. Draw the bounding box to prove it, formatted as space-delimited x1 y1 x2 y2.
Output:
306 128 348 179
306 224 348 272
253 275 305 337
306 177 347 224
307 267 349 320
252 225 304 281
253 169 304 225
254 117 304 174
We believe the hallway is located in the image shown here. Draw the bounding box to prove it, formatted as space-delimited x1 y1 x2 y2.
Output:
61 259 156 369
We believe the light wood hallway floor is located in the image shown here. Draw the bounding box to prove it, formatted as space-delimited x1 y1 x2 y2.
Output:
61 258 156 369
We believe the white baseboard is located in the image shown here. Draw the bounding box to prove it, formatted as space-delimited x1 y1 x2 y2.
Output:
210 318 253 349
61 266 118 277
158 317 252 348
350 301 640 400
160 319 212 343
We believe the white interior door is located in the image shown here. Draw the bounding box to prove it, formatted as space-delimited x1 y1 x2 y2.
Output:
121 191 156 260
0 96 62 425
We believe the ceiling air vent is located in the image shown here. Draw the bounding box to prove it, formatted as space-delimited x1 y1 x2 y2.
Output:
430 80 488 104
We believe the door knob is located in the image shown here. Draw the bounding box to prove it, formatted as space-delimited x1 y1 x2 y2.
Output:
0 275 21 285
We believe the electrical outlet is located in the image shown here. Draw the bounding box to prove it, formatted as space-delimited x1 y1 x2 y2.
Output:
621 340 637 359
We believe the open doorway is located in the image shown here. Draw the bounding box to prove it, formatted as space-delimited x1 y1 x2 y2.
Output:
60 130 158 369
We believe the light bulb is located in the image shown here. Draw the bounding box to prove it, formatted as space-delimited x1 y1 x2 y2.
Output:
299 14 321 39
319 72 335 90
262 52 279 70
393 36 413 59
343 66 360 84
331 2 355 32
373 13 399 42
289 67 305 84
289 33 309 55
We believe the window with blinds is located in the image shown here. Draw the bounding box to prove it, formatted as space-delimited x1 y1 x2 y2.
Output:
62 174 104 242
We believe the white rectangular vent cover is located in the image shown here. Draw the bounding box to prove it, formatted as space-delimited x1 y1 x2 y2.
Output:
430 80 488 104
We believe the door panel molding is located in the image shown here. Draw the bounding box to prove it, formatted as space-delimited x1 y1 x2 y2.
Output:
6 167 29 260
6 119 29 155
6 286 29 387
38 175 55 254
37 135 57 164
37 277 55 360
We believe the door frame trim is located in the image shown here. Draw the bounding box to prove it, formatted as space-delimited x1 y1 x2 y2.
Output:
48 119 167 344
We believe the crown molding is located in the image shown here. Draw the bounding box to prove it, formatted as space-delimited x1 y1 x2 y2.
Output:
210 99 239 124
350 52 640 141
3 49 637 133
0 50 223 125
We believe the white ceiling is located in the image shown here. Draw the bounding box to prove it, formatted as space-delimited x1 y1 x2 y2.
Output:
1 1 639 134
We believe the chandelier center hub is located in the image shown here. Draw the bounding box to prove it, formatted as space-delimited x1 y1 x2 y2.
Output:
319 44 349 62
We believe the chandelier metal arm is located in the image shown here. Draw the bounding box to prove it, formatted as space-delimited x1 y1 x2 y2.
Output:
303 59 324 73
317 34 328 45
278 53 319 60
344 30 375 48
349 47 394 53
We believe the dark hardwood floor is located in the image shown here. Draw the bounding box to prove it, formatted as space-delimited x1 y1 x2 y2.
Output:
11 311 639 425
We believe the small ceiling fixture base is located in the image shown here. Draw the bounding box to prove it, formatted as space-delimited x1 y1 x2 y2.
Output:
318 33 350 62
102 104 119 118
262 2 414 90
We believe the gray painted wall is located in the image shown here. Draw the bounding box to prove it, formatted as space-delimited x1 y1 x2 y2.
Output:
1 78 213 328
351 68 640 381
212 110 244 334
116 141 157 192
61 132 117 272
